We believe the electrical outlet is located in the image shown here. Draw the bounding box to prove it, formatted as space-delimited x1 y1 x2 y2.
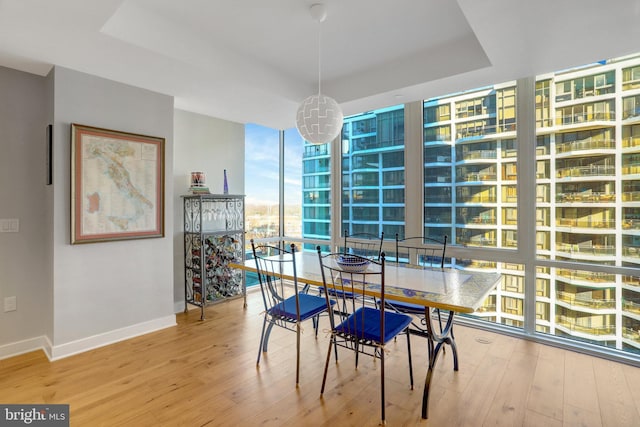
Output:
0 219 19 232
4 296 16 312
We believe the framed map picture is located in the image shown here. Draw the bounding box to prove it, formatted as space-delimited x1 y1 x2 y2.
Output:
71 124 165 244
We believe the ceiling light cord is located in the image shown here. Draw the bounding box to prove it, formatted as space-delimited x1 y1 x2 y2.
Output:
295 2 343 145
317 19 322 96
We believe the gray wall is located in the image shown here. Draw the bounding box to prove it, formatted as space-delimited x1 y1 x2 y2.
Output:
0 66 247 360
49 67 175 356
0 66 50 351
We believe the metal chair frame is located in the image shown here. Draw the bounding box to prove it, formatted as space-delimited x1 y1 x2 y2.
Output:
251 240 331 386
317 248 414 424
342 229 384 260
386 234 452 339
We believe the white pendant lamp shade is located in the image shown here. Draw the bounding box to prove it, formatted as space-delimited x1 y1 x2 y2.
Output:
296 93 343 145
296 3 343 145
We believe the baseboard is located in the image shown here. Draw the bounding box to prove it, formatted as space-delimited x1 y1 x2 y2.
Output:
0 336 50 361
49 315 176 361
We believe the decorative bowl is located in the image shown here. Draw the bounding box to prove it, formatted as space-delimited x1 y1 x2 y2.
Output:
336 255 370 273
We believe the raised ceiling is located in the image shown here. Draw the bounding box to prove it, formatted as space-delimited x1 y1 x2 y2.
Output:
1 0 639 129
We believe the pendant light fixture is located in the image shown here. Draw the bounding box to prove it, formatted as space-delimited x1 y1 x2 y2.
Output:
295 3 344 145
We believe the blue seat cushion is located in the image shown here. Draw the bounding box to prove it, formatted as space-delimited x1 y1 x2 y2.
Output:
335 307 412 344
269 293 334 321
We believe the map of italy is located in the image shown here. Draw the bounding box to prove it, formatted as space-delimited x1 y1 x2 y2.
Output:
84 139 155 232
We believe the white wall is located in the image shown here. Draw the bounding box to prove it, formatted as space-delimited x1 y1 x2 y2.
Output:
172 109 245 310
0 66 50 357
49 67 176 358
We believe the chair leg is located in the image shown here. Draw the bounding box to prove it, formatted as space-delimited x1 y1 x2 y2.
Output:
257 316 268 365
380 344 386 424
313 314 320 337
406 330 414 390
320 334 334 394
296 323 301 386
262 321 276 352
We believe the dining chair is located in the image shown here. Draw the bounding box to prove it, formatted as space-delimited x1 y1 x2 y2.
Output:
342 229 384 260
384 234 450 338
317 247 414 424
328 230 385 306
251 240 334 386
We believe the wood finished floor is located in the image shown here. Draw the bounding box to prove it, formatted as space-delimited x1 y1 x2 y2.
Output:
1 290 640 426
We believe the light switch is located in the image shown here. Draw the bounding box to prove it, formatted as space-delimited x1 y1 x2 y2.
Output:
0 218 19 232
4 296 16 312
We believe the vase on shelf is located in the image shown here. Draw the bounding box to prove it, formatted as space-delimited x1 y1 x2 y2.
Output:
223 169 229 194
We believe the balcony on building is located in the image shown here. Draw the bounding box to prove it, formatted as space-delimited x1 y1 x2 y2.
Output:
424 166 452 184
456 165 497 183
424 186 452 204
456 228 497 247
424 144 452 163
555 310 617 342
455 141 497 163
555 130 616 158
555 234 616 261
555 208 615 231
556 184 616 204
556 160 616 180
455 206 496 226
456 185 497 203
424 207 451 225
622 235 640 260
622 124 640 149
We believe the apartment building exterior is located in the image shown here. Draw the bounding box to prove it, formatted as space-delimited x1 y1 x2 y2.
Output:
302 54 640 355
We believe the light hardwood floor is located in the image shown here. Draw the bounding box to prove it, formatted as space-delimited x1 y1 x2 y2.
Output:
1 291 640 426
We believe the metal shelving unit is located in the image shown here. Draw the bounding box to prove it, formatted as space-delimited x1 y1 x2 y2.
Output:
182 194 245 319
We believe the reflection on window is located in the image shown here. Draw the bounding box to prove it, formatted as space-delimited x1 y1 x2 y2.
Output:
535 55 640 355
342 105 405 238
536 79 552 128
623 65 640 90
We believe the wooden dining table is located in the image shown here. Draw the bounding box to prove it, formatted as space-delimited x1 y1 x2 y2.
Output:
231 250 502 419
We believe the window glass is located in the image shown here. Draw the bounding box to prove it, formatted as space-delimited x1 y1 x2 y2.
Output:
341 106 405 237
284 128 303 238
423 83 521 333
245 124 280 244
535 55 640 354
301 134 331 245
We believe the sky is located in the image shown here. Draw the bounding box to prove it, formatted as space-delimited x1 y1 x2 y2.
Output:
244 123 303 206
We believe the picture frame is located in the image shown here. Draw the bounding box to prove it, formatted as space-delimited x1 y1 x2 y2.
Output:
46 124 53 185
71 123 165 244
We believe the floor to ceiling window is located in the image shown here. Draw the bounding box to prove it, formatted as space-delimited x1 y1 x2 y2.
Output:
534 56 640 354
341 105 405 239
424 84 516 246
422 82 525 329
244 124 280 245
283 128 303 238
248 53 640 362
301 138 331 250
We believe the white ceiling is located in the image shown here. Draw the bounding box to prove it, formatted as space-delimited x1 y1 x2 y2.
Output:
1 0 639 129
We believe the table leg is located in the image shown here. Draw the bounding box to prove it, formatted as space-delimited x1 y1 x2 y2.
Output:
421 308 458 419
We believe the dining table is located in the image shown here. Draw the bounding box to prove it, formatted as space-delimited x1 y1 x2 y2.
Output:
231 250 502 419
